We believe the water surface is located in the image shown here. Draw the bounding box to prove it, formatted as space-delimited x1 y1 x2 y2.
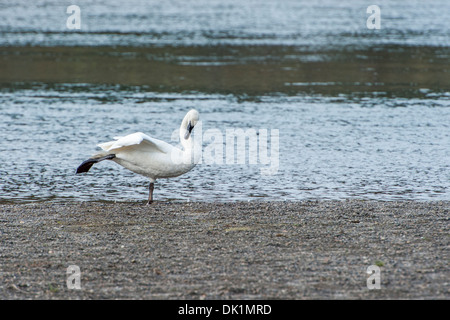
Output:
0 0 449 202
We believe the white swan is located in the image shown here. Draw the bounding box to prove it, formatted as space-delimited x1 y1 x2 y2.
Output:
76 109 200 204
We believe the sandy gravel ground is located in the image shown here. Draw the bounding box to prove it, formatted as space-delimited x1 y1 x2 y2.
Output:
0 200 448 299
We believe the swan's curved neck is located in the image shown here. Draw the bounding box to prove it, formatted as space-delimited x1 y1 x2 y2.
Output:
180 117 193 150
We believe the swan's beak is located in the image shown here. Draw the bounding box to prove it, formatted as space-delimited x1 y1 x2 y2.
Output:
184 121 194 139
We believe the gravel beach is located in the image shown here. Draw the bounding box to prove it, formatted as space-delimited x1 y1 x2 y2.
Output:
0 200 448 299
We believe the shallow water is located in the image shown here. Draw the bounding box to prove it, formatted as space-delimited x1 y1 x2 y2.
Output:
1 84 449 202
0 0 449 202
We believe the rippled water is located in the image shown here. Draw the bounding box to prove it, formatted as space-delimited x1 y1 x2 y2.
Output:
1 0 449 48
0 0 449 202
1 84 449 202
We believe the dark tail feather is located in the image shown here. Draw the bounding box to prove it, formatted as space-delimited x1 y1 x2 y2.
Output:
76 154 116 174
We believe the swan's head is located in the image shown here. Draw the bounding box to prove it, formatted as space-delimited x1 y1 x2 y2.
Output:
183 109 200 140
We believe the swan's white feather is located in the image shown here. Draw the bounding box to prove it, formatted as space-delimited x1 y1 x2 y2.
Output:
91 110 200 183
98 132 169 154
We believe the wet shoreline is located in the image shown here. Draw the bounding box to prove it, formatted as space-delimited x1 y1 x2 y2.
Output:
1 200 448 299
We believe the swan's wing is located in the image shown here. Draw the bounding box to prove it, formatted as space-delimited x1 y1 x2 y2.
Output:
98 132 171 154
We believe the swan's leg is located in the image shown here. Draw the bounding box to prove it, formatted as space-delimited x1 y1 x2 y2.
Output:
147 182 154 205
76 154 116 174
